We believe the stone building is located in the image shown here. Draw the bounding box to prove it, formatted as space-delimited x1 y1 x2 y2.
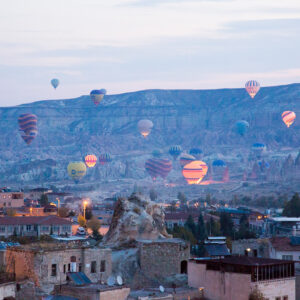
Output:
5 242 112 291
138 238 190 279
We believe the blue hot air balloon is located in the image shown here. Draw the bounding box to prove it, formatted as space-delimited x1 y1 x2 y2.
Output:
235 120 249 136
169 145 182 160
189 148 203 159
51 78 59 89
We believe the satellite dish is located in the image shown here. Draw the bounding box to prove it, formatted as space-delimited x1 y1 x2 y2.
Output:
159 285 165 293
116 275 123 285
107 276 115 286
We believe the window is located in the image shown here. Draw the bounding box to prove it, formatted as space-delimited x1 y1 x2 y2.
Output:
283 296 288 300
0 226 5 233
8 202 11 207
91 261 96 273
275 297 281 300
100 260 106 272
51 264 57 276
62 226 71 232
7 226 13 233
42 226 49 232
79 263 82 272
26 225 32 231
63 265 66 274
68 264 70 272
282 255 293 260
53 226 59 232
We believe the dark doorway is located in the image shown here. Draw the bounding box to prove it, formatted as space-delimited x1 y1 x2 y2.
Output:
181 260 187 274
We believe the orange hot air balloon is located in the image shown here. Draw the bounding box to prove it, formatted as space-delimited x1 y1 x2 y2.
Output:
85 155 97 168
182 160 208 184
282 111 296 128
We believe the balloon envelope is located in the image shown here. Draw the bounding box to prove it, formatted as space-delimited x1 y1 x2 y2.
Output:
51 78 59 89
235 120 249 136
182 160 208 184
138 119 153 138
145 158 172 180
90 89 106 106
18 113 38 145
179 153 196 168
99 153 112 165
245 80 260 98
169 145 182 160
84 155 97 168
67 162 87 182
282 111 296 128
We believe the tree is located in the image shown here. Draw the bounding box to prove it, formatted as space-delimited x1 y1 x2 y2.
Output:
249 288 265 300
58 207 69 218
178 192 187 206
206 217 221 236
85 207 93 220
172 224 197 245
196 214 206 241
237 214 256 239
78 215 86 227
87 217 102 240
149 189 158 202
185 215 196 236
40 194 49 207
220 212 234 238
6 209 16 217
205 193 211 205
282 193 300 217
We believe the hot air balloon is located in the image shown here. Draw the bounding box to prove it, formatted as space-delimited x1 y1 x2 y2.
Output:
169 145 182 160
145 158 172 181
18 114 38 145
51 78 59 89
179 153 196 168
189 148 203 159
212 159 226 181
282 111 296 128
245 80 260 98
67 162 87 183
84 154 97 168
138 119 153 138
252 143 266 158
182 160 208 184
152 149 163 158
90 89 106 106
235 120 249 136
99 153 112 165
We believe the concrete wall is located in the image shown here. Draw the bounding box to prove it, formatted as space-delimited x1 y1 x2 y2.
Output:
0 282 16 299
139 241 190 280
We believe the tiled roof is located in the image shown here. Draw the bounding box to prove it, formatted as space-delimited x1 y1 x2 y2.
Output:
270 236 300 251
0 216 71 225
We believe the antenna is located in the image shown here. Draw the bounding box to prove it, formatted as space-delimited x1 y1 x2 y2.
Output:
159 285 165 293
107 276 115 286
116 275 123 286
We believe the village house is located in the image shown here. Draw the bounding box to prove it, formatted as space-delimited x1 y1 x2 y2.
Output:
0 189 24 209
5 242 112 289
26 187 52 201
0 216 72 238
188 256 295 300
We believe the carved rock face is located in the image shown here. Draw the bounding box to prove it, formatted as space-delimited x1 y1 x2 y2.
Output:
103 193 171 247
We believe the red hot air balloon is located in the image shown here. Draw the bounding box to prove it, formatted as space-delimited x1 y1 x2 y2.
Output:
245 80 260 98
282 111 296 128
85 155 97 168
18 113 38 145
182 160 208 184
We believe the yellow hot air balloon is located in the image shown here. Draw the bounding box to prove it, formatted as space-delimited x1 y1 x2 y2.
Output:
67 162 87 183
282 111 296 128
85 155 97 168
182 160 208 184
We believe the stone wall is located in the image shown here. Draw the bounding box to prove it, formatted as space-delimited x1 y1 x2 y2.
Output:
138 239 190 280
232 238 270 258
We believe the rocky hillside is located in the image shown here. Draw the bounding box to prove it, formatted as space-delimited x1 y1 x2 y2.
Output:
0 83 300 187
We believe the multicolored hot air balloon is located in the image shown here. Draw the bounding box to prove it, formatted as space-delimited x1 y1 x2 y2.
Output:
145 158 172 181
51 78 59 89
282 111 296 128
90 89 106 106
18 113 38 145
235 120 249 136
182 160 208 184
179 153 196 168
138 119 153 138
212 159 226 181
245 80 260 98
189 148 203 159
67 162 87 183
169 145 182 160
252 143 266 158
84 155 97 168
99 153 112 165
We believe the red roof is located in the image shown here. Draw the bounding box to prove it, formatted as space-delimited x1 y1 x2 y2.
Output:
270 236 300 251
0 216 71 225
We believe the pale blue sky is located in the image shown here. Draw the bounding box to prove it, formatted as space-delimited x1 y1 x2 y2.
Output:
0 0 300 105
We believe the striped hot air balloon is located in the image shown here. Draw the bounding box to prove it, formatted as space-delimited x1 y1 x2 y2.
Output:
245 80 260 98
99 153 112 165
84 154 97 168
182 160 208 184
145 158 172 181
67 162 87 183
18 113 38 145
90 89 106 106
169 145 182 160
179 153 196 168
138 119 153 138
282 111 296 128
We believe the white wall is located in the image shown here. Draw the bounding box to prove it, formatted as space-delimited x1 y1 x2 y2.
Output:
0 282 16 299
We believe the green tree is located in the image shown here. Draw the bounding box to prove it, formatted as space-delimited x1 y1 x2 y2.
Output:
185 215 196 236
87 217 102 240
196 214 206 241
78 215 86 227
178 192 187 205
40 194 49 207
172 224 197 244
206 217 221 236
282 193 300 217
249 288 265 300
220 212 234 238
149 189 158 202
205 193 211 205
237 214 256 239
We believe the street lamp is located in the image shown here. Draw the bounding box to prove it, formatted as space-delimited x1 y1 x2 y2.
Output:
83 200 88 220
56 198 60 216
